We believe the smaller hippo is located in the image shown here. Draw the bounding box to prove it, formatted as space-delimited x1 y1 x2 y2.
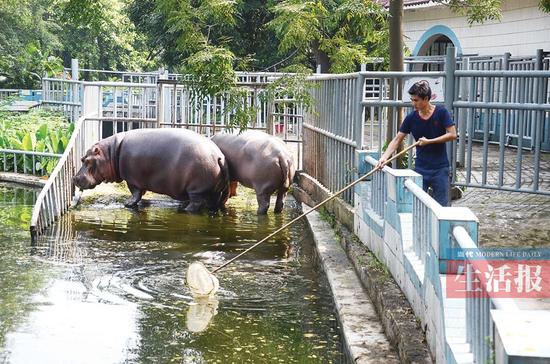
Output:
211 130 295 214
73 128 229 213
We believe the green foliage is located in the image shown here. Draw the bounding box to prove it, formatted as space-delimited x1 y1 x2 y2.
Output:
0 1 152 88
0 110 73 175
56 0 152 74
268 0 387 73
0 0 63 88
184 46 237 99
445 0 503 25
262 66 316 113
268 1 326 54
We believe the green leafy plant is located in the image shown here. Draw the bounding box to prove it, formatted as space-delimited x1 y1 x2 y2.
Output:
0 110 73 175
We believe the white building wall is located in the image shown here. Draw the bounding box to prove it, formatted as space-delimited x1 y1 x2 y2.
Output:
404 0 550 56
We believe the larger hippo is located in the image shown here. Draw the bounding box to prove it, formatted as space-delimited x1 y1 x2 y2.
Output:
73 128 229 213
211 130 295 214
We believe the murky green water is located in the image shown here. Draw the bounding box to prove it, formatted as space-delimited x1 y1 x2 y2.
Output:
0 183 344 363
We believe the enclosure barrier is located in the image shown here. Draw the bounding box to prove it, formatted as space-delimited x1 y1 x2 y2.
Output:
453 69 550 195
354 150 534 363
29 114 81 241
41 78 82 122
1 149 61 175
303 73 364 204
451 225 519 364
30 86 102 242
271 97 304 170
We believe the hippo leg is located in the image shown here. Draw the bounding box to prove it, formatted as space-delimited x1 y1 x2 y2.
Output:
205 193 222 214
184 193 204 214
274 189 288 214
125 184 145 208
256 193 270 215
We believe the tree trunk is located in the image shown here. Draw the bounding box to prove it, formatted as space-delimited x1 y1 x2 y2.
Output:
312 40 331 73
387 0 404 164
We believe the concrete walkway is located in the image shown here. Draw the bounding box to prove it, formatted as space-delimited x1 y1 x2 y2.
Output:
453 143 550 248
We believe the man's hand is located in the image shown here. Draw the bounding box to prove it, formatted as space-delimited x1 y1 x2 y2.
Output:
375 157 387 170
418 137 431 146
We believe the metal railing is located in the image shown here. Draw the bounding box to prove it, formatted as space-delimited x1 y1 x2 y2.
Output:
1 148 61 175
405 179 438 280
303 73 364 204
451 225 518 364
30 113 81 241
0 89 22 100
453 69 550 195
406 50 550 72
41 78 82 122
364 155 387 218
156 80 270 135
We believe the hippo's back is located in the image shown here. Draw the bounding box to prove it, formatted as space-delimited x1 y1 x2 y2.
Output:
212 130 293 191
117 128 226 197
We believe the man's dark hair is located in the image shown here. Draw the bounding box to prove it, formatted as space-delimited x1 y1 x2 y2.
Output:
408 80 431 100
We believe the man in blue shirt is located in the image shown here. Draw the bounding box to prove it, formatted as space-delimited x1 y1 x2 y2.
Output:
376 81 457 206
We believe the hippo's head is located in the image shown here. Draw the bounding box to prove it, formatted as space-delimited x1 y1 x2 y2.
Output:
73 144 115 190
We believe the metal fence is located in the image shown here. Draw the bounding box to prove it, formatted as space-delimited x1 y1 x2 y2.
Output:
451 225 519 364
30 86 101 242
302 73 364 204
156 79 270 135
374 49 549 197
41 78 82 122
1 149 61 175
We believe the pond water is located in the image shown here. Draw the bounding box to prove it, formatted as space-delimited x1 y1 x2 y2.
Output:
0 183 345 363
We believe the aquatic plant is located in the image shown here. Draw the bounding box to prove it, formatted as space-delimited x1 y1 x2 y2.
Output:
0 109 74 175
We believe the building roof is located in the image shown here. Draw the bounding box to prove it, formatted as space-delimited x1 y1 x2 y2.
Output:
376 0 442 9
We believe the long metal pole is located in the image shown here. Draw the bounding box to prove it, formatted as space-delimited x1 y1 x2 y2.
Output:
212 140 421 274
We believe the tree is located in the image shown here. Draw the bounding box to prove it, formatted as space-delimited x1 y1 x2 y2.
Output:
268 0 388 73
0 0 63 88
56 0 151 75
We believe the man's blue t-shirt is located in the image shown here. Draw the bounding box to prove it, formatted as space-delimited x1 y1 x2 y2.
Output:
399 105 454 170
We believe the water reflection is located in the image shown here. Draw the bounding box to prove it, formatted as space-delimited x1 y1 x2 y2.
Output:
1 184 344 363
186 297 219 333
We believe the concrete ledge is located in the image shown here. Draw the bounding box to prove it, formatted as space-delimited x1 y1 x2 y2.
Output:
341 223 433 363
0 172 46 188
295 175 433 363
294 171 354 231
304 205 400 363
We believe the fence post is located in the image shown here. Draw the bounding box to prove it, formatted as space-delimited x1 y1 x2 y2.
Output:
71 59 79 122
81 85 101 150
445 46 456 199
457 57 469 166
353 73 366 149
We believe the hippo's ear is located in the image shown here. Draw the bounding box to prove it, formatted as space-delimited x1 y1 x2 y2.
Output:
92 146 101 155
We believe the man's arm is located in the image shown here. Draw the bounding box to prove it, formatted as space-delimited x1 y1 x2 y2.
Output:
375 132 407 169
418 125 457 146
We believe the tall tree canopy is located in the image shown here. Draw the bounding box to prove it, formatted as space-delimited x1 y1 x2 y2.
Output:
268 0 388 73
0 0 150 88
1 0 549 89
0 0 62 88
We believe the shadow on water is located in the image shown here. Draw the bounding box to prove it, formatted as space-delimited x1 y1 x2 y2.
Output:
0 183 345 363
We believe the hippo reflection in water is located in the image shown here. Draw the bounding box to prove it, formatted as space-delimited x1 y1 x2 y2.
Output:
73 128 229 213
212 130 295 215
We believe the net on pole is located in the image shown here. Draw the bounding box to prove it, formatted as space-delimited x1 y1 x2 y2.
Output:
186 261 219 297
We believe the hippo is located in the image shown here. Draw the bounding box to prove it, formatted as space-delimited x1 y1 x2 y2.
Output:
211 130 295 214
73 128 229 213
